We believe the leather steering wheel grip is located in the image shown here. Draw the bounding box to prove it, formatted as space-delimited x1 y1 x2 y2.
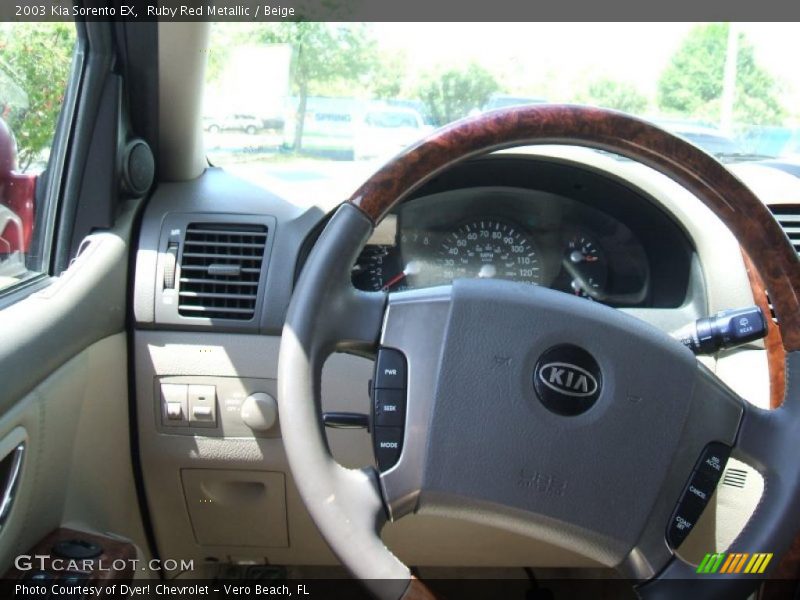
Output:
279 104 800 600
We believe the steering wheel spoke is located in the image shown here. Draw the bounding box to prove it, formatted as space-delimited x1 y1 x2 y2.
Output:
378 286 454 519
623 363 745 581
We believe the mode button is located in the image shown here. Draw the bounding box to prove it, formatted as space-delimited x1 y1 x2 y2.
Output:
374 427 403 471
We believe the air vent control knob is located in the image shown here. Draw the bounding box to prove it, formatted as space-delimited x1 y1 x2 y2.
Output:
240 392 278 432
163 242 178 289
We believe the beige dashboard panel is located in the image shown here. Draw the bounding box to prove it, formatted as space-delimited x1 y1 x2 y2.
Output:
182 469 288 547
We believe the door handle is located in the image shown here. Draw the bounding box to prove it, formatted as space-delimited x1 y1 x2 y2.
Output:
0 443 24 527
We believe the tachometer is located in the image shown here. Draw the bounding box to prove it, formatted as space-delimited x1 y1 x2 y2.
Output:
437 219 542 284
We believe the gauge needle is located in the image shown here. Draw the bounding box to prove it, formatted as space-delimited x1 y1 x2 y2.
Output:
562 258 600 299
382 261 420 291
569 250 598 263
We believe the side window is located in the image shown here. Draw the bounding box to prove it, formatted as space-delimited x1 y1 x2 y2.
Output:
0 23 76 294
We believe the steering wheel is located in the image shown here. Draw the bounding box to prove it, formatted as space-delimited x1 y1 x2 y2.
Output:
277 105 800 599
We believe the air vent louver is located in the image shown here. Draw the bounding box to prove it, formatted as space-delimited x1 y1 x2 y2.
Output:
722 467 748 489
177 223 267 320
770 205 800 256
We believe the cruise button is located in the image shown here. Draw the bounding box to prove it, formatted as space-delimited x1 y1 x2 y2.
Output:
667 493 705 548
686 467 720 503
696 442 731 482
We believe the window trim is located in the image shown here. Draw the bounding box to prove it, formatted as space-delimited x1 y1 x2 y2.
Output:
51 22 117 275
42 23 87 277
0 22 86 305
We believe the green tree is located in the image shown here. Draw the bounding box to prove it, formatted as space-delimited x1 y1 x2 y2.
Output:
578 78 648 115
370 52 408 100
657 23 784 126
255 23 377 151
416 63 500 126
0 24 75 171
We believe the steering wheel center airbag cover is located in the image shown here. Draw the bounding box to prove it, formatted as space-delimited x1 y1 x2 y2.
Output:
414 278 698 562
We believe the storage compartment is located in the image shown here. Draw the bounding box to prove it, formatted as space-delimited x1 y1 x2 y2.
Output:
181 469 288 547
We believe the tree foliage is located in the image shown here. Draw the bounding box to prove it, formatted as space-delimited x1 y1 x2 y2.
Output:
0 24 75 172
657 23 784 126
578 78 648 115
370 52 408 100
254 23 377 151
416 63 499 126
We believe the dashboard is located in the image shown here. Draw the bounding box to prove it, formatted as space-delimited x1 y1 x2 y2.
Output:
135 148 779 571
350 156 695 308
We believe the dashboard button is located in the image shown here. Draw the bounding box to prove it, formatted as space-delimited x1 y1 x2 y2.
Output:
374 388 406 427
374 427 403 471
375 349 407 389
160 383 188 427
188 384 217 428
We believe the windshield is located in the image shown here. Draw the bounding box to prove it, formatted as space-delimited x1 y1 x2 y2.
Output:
204 22 800 201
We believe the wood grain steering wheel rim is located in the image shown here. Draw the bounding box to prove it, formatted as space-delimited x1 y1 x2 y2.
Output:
278 105 800 600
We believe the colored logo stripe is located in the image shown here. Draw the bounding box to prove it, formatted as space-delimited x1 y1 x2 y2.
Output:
745 553 773 574
697 553 726 574
697 553 773 575
720 553 740 573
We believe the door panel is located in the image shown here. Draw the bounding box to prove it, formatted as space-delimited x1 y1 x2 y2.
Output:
0 332 151 572
0 206 151 571
0 207 133 410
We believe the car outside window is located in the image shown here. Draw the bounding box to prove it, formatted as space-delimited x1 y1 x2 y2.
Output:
0 23 76 294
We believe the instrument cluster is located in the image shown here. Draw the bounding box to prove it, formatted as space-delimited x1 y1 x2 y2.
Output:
351 187 652 307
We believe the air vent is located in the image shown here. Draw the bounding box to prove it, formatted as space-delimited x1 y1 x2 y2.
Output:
177 223 267 320
765 205 800 325
722 467 748 489
770 205 800 256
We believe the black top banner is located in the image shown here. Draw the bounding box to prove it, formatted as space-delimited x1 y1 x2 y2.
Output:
4 0 800 22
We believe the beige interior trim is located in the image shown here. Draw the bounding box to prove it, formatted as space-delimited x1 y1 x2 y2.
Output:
0 334 152 574
158 22 210 181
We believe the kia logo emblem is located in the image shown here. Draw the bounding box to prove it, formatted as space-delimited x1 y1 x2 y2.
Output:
534 345 602 416
537 362 599 398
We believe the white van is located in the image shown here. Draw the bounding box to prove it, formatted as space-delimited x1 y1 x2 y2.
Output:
283 99 431 160
353 106 433 161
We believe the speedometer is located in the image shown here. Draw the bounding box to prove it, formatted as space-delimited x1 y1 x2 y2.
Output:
437 219 542 284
